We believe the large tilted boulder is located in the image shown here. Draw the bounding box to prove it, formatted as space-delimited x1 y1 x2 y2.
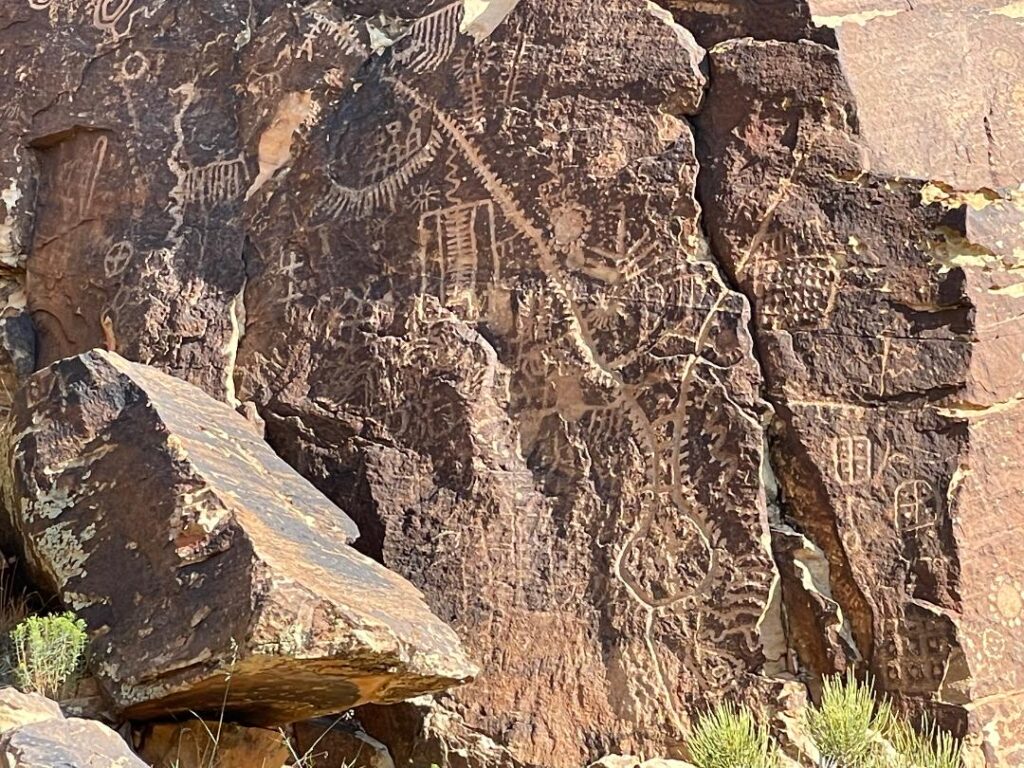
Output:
3 350 475 724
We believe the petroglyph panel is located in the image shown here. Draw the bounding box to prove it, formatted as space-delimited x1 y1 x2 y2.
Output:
12 0 1024 763
179 154 247 207
235 1 779 765
699 26 1024 750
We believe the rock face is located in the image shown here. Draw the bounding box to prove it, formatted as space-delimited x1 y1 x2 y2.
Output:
0 687 146 768
238 1 786 763
4 350 474 724
693 3 1024 763
1 0 1024 765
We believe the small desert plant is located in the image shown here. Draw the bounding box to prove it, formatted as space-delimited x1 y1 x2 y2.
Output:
888 716 963 768
806 673 895 768
687 702 779 768
7 611 87 699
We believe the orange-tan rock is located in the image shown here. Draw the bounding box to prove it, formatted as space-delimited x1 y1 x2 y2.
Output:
137 719 290 768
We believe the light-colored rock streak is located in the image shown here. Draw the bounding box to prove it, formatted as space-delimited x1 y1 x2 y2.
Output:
460 0 521 41
811 9 903 28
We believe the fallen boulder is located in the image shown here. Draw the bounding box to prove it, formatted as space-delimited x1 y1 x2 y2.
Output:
0 688 61 733
1 716 146 768
3 350 475 725
0 686 145 768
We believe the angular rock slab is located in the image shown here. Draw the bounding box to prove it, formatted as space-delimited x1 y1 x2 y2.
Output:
4 350 474 724
0 688 144 768
0 717 146 768
0 688 62 734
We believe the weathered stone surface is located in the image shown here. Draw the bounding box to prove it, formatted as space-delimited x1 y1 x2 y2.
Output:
695 3 1024 759
236 1 785 763
0 314 35 419
0 688 62 734
665 0 833 48
588 757 696 768
137 719 290 768
4 350 474 724
0 716 146 768
3 0 1024 764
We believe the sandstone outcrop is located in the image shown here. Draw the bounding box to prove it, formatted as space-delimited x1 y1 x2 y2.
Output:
4 350 474 724
1 0 1023 765
238 1 784 762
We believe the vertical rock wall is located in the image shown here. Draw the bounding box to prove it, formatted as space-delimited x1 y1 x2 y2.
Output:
1 0 1023 764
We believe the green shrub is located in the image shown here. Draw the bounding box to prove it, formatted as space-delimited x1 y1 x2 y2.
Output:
681 674 963 768
687 702 779 768
806 673 896 768
889 716 963 768
8 611 87 699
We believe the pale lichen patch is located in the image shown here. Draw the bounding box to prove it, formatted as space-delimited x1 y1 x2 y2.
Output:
37 522 96 587
26 485 74 521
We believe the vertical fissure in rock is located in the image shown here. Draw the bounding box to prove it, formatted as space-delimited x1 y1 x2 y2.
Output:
684 108 799 677
684 50 869 686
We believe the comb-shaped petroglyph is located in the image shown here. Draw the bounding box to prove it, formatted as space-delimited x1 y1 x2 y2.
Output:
418 199 498 315
318 108 442 221
295 13 367 62
180 154 248 207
